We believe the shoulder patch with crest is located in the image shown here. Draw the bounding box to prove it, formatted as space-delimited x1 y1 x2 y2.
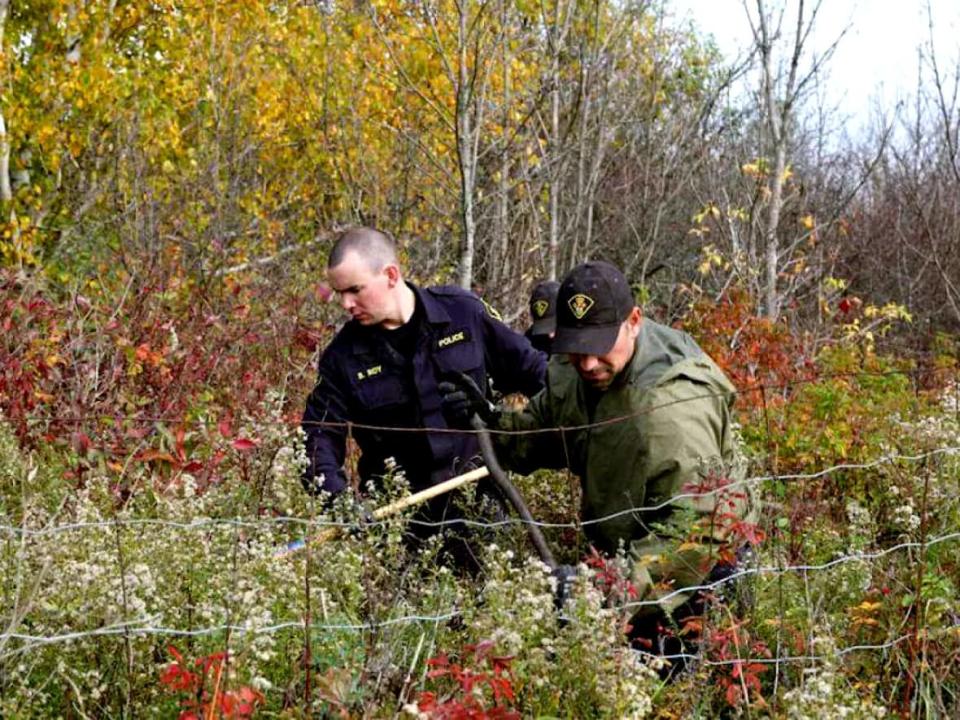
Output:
480 298 502 321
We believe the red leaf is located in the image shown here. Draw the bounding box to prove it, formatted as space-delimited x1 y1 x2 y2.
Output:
174 427 187 461
73 431 92 453
417 691 437 711
232 437 257 451
490 655 514 674
182 461 204 473
427 653 449 668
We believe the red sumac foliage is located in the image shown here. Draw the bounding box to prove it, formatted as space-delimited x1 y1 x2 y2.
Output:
682 289 816 408
159 646 264 719
417 641 519 720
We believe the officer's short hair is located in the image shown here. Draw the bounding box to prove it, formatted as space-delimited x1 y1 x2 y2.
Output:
328 227 398 272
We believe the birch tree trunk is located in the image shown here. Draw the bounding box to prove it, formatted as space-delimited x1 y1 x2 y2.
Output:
545 0 572 281
494 0 512 291
0 0 11 204
758 3 789 321
547 39 561 281
752 0 842 320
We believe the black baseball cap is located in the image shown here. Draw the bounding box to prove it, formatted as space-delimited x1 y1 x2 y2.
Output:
528 280 561 336
553 261 635 355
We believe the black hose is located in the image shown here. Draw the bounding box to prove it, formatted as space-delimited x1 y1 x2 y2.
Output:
470 415 557 570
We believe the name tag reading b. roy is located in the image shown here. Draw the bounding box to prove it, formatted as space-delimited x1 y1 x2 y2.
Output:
356 364 383 381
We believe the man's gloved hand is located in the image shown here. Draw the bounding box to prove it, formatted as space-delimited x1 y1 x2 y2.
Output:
551 564 578 610
438 371 498 427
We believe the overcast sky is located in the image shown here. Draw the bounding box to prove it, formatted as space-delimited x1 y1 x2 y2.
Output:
666 0 960 133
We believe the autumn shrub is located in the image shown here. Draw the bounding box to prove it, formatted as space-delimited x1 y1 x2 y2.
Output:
779 638 888 719
450 545 659 718
3 267 960 718
682 287 816 411
0 266 331 501
0 394 459 717
734 376 960 717
676 292 959 716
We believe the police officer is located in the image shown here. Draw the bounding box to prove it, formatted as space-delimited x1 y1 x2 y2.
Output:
442 261 758 670
525 280 560 355
301 227 546 519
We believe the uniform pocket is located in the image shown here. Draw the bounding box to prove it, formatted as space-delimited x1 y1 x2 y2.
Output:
433 329 483 376
356 373 408 410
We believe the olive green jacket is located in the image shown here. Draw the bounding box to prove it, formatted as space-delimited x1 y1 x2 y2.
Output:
496 319 757 614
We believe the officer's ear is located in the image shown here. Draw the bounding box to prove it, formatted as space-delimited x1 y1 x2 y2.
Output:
625 306 642 338
383 263 401 288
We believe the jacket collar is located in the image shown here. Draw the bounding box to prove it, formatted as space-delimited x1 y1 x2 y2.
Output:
616 319 703 390
409 282 453 326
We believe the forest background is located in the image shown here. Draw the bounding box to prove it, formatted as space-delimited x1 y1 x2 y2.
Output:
1 0 959 717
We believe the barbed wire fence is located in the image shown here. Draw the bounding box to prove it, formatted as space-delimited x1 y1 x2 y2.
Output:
1 369 959 712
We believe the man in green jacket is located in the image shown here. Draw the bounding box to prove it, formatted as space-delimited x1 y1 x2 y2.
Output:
442 261 758 662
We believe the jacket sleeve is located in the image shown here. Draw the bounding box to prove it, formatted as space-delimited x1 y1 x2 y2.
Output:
479 305 547 398
626 375 753 615
300 352 350 497
493 379 567 475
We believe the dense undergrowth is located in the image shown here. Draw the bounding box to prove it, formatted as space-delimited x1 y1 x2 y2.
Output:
1 268 959 718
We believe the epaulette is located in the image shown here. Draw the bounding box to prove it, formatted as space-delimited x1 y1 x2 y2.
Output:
426 284 472 298
427 285 503 320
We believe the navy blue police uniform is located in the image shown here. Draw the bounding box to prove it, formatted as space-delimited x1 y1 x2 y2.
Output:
302 283 546 497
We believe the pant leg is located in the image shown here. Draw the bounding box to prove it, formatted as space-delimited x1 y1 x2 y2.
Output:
627 555 742 681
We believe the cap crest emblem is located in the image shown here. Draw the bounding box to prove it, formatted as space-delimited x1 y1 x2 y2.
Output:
567 293 594 320
533 299 549 318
